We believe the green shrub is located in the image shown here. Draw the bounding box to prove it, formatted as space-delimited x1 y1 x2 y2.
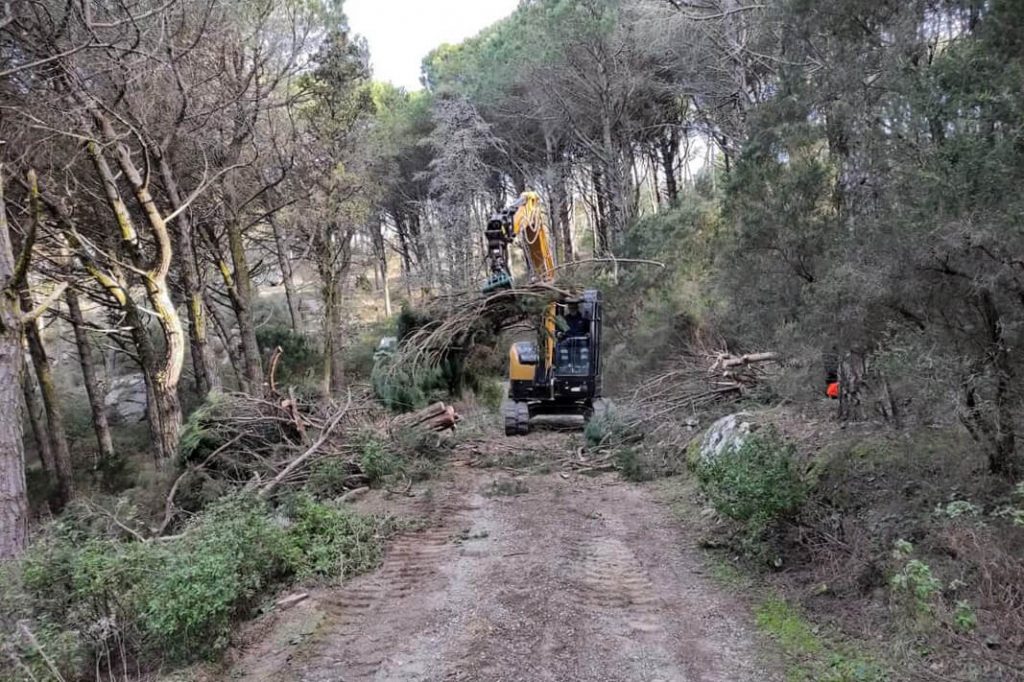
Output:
472 376 505 413
359 434 402 485
889 540 941 617
614 447 656 482
139 496 296 660
307 457 356 497
5 493 391 676
256 325 322 387
697 429 806 533
952 600 977 633
283 494 388 579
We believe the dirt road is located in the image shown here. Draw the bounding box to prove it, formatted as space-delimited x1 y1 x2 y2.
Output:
228 462 778 682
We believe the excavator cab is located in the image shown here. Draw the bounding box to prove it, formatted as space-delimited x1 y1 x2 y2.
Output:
502 289 603 435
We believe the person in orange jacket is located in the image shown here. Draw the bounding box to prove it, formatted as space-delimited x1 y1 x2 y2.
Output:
824 348 840 400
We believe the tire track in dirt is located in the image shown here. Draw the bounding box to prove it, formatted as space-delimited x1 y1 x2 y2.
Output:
572 536 661 623
226 462 779 682
294 506 470 682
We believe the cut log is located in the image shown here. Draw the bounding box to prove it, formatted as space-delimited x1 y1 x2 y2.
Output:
393 402 460 433
711 352 778 371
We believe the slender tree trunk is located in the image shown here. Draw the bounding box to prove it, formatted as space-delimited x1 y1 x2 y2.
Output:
321 268 345 395
19 294 73 508
0 166 29 558
65 288 115 463
592 168 610 256
557 164 574 263
158 157 217 399
379 257 392 319
224 212 264 393
269 215 302 333
979 289 1018 476
660 128 679 204
21 355 54 477
205 291 245 389
83 117 186 463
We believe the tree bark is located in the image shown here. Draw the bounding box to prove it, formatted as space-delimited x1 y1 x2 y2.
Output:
380 257 392 319
321 267 346 395
21 354 54 477
591 168 610 256
158 155 218 399
65 288 115 463
979 289 1018 477
0 324 26 559
659 127 679 205
83 114 186 463
20 293 73 508
205 290 245 389
224 208 264 393
0 165 29 558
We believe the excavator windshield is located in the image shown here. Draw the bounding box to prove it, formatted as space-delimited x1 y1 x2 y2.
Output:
554 337 591 376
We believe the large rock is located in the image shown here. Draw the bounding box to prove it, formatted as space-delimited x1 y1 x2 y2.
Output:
104 373 148 423
698 412 757 465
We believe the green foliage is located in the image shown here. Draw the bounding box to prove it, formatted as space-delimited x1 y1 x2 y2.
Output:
697 429 806 533
952 600 978 633
473 376 505 413
139 497 295 660
256 326 322 388
358 433 402 486
614 446 655 482
4 494 390 676
934 500 981 519
177 391 226 462
602 198 721 390
306 457 355 497
282 493 388 579
756 597 822 656
889 540 941 616
371 359 445 412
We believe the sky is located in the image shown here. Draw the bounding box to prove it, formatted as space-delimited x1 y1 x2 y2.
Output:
346 0 519 91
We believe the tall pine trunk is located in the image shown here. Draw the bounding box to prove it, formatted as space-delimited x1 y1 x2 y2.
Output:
158 156 218 399
20 293 73 508
66 288 115 463
321 268 346 395
21 355 54 476
224 211 264 394
0 167 28 558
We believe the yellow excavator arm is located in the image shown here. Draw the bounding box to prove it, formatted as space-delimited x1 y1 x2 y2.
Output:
484 191 559 374
511 191 556 284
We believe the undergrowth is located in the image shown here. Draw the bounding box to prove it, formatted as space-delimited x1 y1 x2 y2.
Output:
756 597 888 682
1 493 394 679
697 428 806 551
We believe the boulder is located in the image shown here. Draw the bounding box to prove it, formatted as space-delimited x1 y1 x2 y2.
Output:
698 412 758 466
104 373 148 423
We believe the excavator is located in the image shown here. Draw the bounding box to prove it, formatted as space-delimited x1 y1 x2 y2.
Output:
483 191 604 436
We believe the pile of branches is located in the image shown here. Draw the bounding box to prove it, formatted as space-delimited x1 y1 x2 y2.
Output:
623 350 778 448
390 281 574 373
159 391 460 535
